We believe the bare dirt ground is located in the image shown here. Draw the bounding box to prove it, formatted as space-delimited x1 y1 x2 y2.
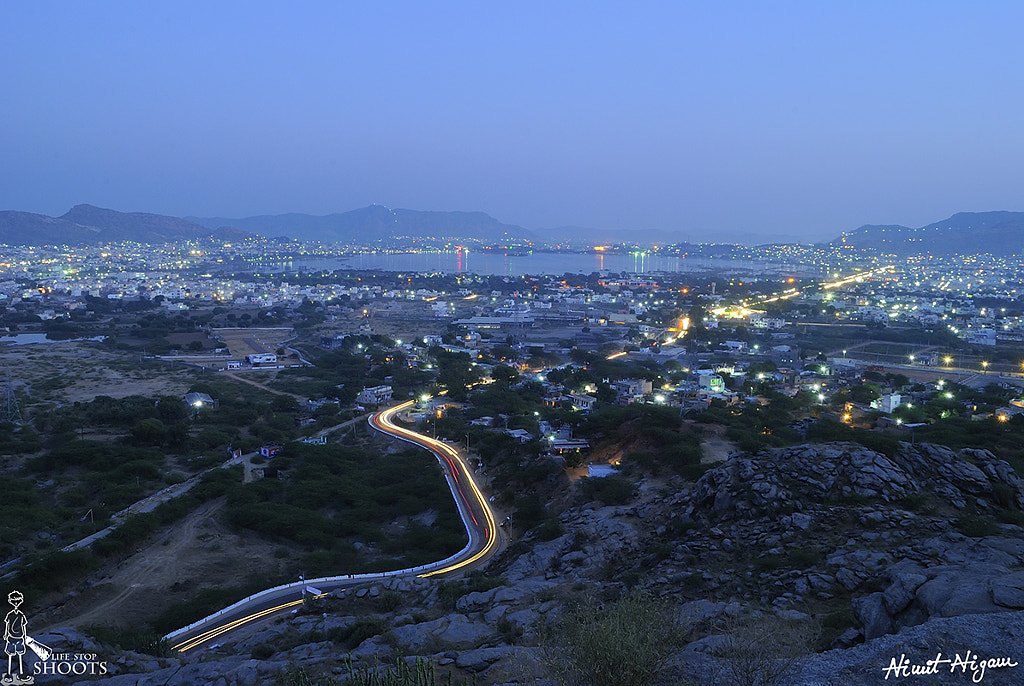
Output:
36 498 294 632
210 328 295 357
0 340 196 404
321 308 455 341
701 437 737 463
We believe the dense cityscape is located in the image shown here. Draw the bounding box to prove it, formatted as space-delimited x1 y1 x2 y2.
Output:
7 2 1024 684
2 225 1024 684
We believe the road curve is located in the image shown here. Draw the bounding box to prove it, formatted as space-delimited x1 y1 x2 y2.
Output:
164 400 500 653
369 400 500 576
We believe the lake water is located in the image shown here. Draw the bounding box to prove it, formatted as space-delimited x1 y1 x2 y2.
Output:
244 251 821 277
0 333 106 345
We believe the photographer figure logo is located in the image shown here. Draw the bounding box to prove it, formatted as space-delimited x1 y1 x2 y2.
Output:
3 590 31 685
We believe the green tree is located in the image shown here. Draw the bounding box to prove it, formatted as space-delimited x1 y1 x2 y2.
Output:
130 418 166 446
491 364 520 389
434 351 481 401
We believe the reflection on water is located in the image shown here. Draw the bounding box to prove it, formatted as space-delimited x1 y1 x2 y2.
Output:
240 251 821 277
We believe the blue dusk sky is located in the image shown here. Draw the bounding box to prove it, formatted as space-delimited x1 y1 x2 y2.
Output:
2 1 1023 243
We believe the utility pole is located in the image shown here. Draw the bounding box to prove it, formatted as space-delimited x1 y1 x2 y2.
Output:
1 370 22 425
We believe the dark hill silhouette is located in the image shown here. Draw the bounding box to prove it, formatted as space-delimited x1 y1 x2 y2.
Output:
188 205 535 243
832 211 1024 256
0 205 254 245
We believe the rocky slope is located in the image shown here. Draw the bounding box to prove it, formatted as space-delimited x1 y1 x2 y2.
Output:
41 441 1024 684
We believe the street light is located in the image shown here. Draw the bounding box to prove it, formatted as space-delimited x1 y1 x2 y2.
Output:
944 356 953 366
982 361 990 373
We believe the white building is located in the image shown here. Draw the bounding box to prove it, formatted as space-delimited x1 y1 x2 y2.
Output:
569 394 597 411
356 385 394 405
967 329 997 346
872 393 902 414
694 370 725 393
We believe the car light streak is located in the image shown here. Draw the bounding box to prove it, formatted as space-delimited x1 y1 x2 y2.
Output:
172 598 310 652
373 401 499 577
168 400 499 653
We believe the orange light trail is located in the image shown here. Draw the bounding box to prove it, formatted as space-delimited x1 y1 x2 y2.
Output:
170 401 499 653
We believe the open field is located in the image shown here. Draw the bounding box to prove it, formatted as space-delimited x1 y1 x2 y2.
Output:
35 498 296 631
210 327 295 357
0 339 198 405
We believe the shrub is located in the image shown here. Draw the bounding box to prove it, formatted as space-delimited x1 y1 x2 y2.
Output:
332 616 390 649
997 509 1024 526
497 616 523 644
337 656 475 686
377 591 402 613
992 482 1017 510
534 517 564 541
579 475 634 506
955 511 1000 538
540 590 690 686
703 615 820 686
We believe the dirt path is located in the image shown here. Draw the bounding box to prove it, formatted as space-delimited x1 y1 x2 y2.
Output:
223 371 305 401
69 500 221 628
38 498 292 632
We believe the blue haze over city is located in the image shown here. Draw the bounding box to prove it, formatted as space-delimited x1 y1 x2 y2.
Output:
6 4 1024 685
4 2 1024 244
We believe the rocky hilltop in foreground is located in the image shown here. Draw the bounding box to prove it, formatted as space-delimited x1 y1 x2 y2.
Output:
42 442 1024 685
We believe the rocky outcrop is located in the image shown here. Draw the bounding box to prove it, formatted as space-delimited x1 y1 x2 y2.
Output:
50 441 1024 685
60 657 290 686
788 611 1024 686
683 442 1024 522
846 534 1024 641
656 442 1024 639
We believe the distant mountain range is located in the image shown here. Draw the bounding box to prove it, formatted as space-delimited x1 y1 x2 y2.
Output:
2 205 1024 254
0 205 250 246
0 204 534 246
831 211 1024 256
188 205 535 243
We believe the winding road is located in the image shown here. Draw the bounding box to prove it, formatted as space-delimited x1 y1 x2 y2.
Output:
164 400 501 653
